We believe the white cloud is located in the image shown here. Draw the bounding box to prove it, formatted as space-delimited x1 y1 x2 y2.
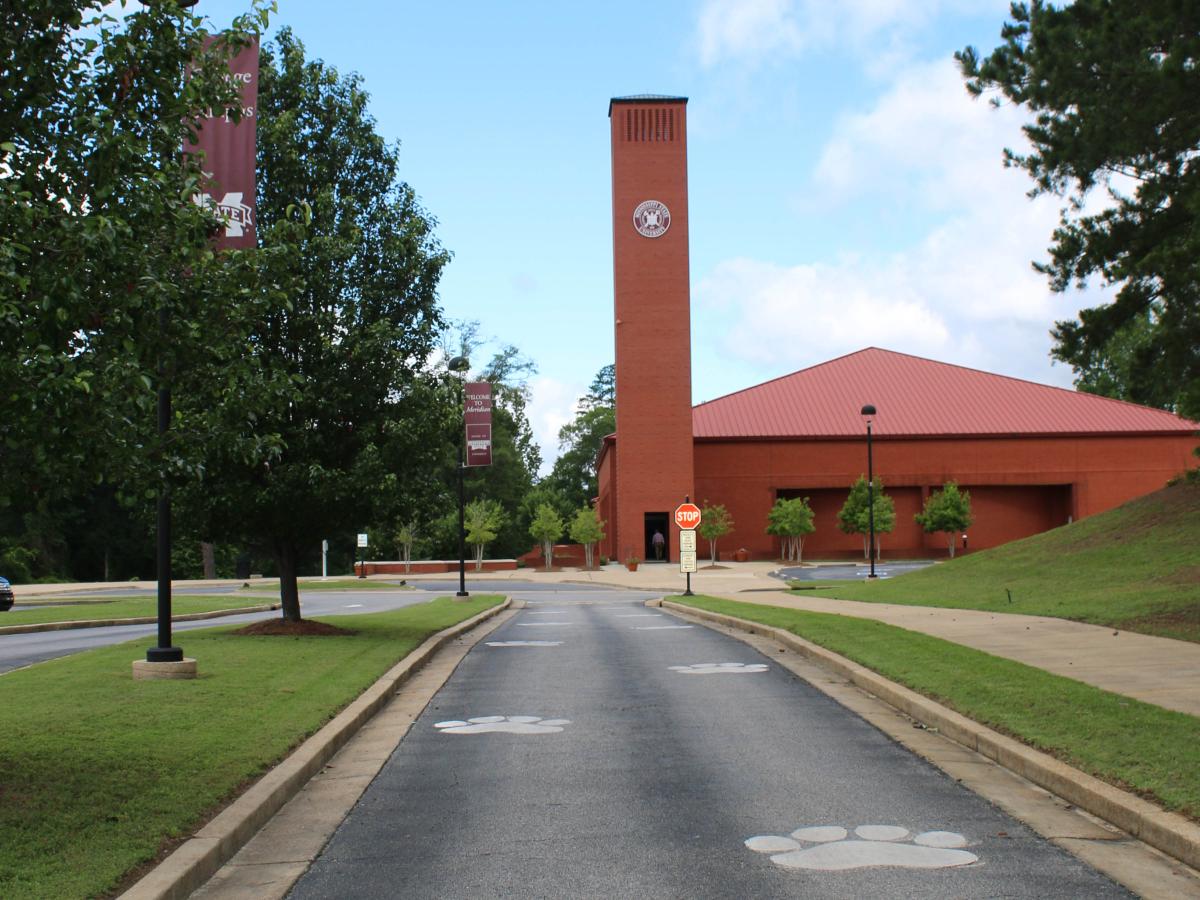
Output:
526 375 585 476
695 0 1005 68
695 56 1110 387
697 0 805 67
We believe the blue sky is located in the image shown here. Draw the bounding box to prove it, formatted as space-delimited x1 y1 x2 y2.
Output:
180 0 1102 471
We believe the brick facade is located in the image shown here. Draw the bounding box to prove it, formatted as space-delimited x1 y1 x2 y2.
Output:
608 97 694 563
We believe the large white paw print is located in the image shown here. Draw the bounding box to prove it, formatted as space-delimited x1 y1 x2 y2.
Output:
746 824 977 871
668 662 768 675
434 715 570 734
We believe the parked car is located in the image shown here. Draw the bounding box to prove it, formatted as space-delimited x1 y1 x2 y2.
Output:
0 577 13 612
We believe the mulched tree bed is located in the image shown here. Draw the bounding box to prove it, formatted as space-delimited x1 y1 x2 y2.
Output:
232 619 357 637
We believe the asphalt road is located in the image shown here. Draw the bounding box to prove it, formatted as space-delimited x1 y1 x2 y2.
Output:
0 582 647 674
288 593 1129 899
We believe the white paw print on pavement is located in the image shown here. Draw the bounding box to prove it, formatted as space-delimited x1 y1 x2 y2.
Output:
434 716 570 734
668 663 768 675
746 824 977 870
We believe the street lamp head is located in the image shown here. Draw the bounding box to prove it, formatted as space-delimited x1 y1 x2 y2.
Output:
860 403 876 423
448 355 470 374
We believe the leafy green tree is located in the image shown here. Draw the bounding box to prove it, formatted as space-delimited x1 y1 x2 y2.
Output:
697 503 734 563
545 365 615 510
766 497 815 563
429 324 545 560
837 476 893 560
958 1 1200 418
528 503 564 569
394 522 417 574
1 2 278 551
0 3 274 486
867 489 896 562
184 30 449 620
568 506 605 569
464 498 503 570
916 482 974 558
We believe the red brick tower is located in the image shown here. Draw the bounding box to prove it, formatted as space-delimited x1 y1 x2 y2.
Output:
608 95 694 563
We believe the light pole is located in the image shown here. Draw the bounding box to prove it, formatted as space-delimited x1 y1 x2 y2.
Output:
449 356 470 597
861 404 878 579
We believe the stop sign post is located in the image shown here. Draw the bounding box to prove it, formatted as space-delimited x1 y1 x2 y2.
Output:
675 499 701 596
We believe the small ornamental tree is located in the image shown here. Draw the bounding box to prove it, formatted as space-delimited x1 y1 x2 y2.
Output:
837 475 894 560
697 502 734 563
916 482 974 558
766 497 815 562
465 498 504 570
867 489 896 562
395 522 416 574
528 502 564 569
568 506 605 569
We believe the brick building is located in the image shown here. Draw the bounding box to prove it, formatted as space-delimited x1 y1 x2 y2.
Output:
595 95 1198 563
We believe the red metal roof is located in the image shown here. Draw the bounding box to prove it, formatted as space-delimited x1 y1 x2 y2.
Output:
692 348 1199 439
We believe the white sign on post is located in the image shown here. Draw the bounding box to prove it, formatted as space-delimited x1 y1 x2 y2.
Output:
680 550 697 573
356 533 369 548
679 530 696 552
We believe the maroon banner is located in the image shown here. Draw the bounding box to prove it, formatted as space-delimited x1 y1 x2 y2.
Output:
464 381 493 467
184 37 258 250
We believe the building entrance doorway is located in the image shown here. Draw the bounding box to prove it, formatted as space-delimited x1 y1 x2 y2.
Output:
644 512 669 562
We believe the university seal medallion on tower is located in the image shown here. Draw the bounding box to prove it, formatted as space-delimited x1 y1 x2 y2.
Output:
633 199 671 238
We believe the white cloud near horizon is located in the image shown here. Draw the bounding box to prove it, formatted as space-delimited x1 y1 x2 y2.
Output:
526 375 586 475
695 56 1107 388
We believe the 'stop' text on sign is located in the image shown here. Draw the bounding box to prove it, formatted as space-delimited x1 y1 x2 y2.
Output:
674 503 702 530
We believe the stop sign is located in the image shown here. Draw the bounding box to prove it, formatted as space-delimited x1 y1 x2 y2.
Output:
674 503 702 530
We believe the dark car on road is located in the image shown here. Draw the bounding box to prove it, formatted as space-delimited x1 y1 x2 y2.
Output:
0 577 13 612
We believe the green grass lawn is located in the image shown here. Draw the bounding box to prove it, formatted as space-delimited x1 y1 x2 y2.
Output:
673 595 1200 822
0 595 271 627
238 577 411 592
0 595 502 900
796 482 1200 641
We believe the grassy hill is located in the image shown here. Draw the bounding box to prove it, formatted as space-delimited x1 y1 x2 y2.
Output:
801 482 1200 642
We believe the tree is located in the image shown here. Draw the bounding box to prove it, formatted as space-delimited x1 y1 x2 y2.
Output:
183 30 450 621
1 2 276 510
837 476 894 560
958 1 1200 418
697 502 734 563
465 498 503 571
394 522 416 574
528 503 564 569
916 482 974 558
766 497 815 562
867 489 896 562
545 365 615 510
568 506 605 569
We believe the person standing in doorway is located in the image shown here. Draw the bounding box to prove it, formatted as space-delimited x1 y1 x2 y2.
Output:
652 529 665 560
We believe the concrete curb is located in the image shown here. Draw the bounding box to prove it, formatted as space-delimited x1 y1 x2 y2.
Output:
0 605 278 636
118 597 512 900
659 598 1200 873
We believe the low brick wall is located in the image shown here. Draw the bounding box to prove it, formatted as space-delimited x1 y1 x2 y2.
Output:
356 560 518 576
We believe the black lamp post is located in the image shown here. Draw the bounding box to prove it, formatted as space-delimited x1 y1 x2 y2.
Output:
448 356 470 597
147 306 183 662
861 404 878 579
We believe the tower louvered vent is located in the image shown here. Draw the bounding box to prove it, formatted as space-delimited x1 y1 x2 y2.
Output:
624 107 675 142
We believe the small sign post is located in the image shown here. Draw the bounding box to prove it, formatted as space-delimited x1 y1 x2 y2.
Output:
357 532 368 579
675 498 702 596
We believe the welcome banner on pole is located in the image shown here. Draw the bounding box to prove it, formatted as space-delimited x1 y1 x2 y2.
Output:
464 382 493 467
184 36 258 250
